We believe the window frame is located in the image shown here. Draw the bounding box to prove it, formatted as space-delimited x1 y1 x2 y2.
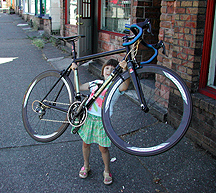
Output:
199 0 216 99
98 0 131 36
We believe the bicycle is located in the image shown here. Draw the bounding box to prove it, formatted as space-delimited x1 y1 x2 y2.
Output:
22 19 192 157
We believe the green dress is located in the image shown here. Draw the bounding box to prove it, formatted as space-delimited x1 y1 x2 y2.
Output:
72 80 111 147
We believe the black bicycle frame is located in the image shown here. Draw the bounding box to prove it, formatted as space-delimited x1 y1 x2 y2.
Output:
41 37 149 113
41 48 126 112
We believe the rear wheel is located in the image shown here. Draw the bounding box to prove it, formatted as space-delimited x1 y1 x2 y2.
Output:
102 64 192 156
22 70 74 142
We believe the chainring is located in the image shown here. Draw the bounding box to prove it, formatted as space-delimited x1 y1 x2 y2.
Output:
67 101 87 127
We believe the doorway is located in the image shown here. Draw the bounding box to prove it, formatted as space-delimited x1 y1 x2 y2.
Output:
77 0 93 57
67 0 94 57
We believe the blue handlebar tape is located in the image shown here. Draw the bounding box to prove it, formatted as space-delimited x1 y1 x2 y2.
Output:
140 44 158 65
122 24 143 47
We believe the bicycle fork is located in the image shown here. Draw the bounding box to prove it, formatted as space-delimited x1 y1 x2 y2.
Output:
127 61 149 113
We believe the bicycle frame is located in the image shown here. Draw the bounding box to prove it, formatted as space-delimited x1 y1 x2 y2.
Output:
42 46 126 113
70 37 151 113
42 30 159 114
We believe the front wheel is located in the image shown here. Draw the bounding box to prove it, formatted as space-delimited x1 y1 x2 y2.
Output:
102 64 192 156
22 70 74 142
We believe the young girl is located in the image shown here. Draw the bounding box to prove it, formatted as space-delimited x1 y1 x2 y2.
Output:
71 59 129 185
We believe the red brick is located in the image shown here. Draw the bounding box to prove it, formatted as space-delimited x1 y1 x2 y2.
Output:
175 8 185 14
185 34 195 42
183 48 195 55
160 21 172 28
100 33 110 42
160 14 172 21
165 28 174 36
191 15 198 21
181 1 193 7
175 20 185 27
186 8 199 14
180 14 191 21
177 65 187 73
157 54 163 63
173 58 182 65
179 40 189 47
102 42 111 51
177 53 188 60
161 6 167 14
185 21 197 28
174 33 184 40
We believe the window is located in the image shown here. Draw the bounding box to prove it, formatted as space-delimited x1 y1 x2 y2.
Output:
101 0 131 34
82 0 91 18
45 0 50 15
35 0 46 15
69 0 77 25
199 1 216 99
30 0 35 14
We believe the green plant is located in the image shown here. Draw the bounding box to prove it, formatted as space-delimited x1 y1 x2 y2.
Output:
32 38 45 49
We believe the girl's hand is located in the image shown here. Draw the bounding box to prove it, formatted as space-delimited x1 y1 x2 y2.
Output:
119 60 127 71
70 63 78 71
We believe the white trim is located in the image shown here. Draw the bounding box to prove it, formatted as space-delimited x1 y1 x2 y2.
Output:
208 4 216 89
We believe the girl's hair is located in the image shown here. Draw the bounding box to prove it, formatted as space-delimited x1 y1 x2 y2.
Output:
101 59 119 76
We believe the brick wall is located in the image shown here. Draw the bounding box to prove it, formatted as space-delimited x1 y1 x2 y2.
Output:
190 93 216 156
98 32 125 61
43 18 52 35
158 0 206 92
159 0 216 156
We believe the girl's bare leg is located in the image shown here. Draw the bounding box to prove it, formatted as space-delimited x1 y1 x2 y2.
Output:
83 141 91 167
99 145 110 173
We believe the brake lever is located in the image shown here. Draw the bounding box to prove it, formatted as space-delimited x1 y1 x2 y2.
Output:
147 22 154 36
153 40 168 57
161 41 167 57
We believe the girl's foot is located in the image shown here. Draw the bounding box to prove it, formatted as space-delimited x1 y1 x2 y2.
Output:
79 166 90 178
103 171 112 185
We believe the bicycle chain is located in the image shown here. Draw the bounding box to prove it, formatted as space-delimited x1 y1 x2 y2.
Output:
32 100 70 124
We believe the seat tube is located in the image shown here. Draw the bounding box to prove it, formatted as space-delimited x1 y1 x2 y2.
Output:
126 47 149 112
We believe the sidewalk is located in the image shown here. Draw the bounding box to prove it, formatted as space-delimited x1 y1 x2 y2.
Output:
0 13 216 193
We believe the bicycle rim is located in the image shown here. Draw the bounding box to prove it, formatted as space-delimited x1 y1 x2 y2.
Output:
22 70 74 142
102 64 192 156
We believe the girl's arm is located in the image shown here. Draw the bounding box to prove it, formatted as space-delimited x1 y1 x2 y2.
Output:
70 63 89 91
119 60 130 91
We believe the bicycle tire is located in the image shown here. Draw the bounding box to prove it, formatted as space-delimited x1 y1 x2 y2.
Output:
22 70 74 142
102 64 192 156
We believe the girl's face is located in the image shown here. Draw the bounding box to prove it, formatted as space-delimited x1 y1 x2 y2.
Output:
103 65 115 80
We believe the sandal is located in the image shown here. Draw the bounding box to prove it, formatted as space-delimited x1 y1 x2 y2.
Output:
103 171 113 185
79 166 90 179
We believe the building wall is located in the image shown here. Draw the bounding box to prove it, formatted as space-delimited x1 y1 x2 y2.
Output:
159 0 216 156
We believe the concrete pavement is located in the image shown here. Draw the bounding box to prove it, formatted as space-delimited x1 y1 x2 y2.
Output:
0 13 216 193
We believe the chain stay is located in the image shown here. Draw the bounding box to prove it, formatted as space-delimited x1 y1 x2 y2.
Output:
32 100 70 124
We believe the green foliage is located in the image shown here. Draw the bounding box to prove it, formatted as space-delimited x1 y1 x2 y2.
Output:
32 38 45 49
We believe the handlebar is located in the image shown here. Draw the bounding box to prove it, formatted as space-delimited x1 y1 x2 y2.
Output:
122 19 166 64
122 19 150 47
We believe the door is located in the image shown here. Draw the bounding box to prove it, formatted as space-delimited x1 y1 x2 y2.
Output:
77 0 93 57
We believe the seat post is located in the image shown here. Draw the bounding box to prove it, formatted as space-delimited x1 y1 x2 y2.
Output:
71 40 76 59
